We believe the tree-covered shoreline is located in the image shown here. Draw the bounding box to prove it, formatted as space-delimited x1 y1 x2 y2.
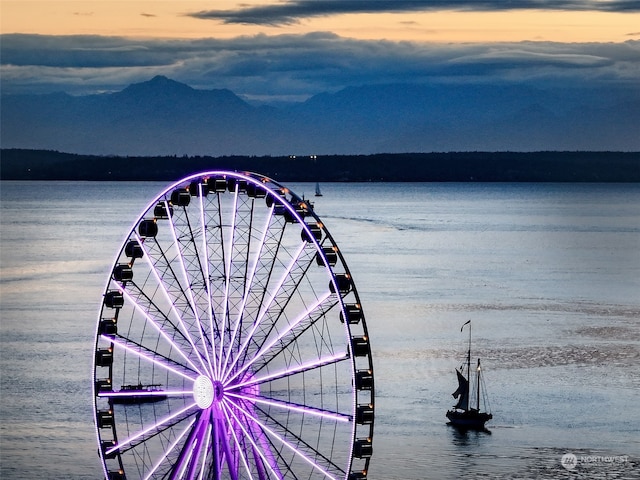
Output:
1 149 638 182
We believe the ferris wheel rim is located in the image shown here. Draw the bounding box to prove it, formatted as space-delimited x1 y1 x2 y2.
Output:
92 171 374 480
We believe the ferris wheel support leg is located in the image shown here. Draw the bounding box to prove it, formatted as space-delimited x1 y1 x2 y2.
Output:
170 411 207 480
212 408 238 480
250 407 282 480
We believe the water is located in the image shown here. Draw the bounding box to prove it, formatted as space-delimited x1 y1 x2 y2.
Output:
1 180 639 479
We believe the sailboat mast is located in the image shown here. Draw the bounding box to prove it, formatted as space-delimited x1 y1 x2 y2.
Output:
460 319 471 411
467 321 471 393
477 358 481 411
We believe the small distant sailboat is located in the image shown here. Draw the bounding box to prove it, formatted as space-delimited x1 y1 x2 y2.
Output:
315 182 323 197
446 320 493 430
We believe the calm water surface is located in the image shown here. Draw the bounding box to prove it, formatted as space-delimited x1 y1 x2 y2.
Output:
1 181 639 479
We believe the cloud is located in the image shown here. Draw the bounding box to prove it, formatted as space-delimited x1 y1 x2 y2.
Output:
448 47 613 70
0 34 179 68
1 33 639 99
190 0 640 25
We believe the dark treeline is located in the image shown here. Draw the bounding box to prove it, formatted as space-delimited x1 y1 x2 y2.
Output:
1 149 639 182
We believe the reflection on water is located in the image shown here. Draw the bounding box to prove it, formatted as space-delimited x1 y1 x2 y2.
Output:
1 181 639 479
449 426 492 446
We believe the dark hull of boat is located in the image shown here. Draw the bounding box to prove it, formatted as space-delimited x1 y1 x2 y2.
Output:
446 409 492 430
111 385 167 404
111 393 167 404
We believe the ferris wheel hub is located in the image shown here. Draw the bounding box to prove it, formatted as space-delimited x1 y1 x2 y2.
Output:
193 375 215 409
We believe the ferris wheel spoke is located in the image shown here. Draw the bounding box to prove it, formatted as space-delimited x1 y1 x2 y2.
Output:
215 409 244 480
217 184 240 379
230 399 285 479
222 203 275 384
224 407 257 480
141 416 198 480
206 414 223 480
221 400 285 480
197 184 220 381
255 240 308 326
230 351 349 391
224 290 334 387
136 233 199 322
116 285 206 376
106 402 198 457
225 223 289 393
170 410 210 480
248 295 340 378
220 240 309 382
227 398 340 480
101 334 198 382
229 218 288 375
226 392 351 424
194 421 213 480
118 279 186 340
244 408 288 480
251 219 287 319
167 195 209 294
132 233 211 375
165 200 216 377
251 402 344 478
235 245 321 375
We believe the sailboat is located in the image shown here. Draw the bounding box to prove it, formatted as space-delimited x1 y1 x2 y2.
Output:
315 182 323 197
446 320 493 430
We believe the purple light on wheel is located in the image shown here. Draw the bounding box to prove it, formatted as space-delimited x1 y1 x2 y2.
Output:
163 199 216 377
226 391 351 423
221 204 275 380
117 269 207 376
221 400 285 480
171 409 210 479
101 334 197 381
142 417 197 480
105 402 196 456
230 351 349 390
197 187 220 381
217 407 245 480
223 290 333 386
100 390 192 399
196 422 214 480
224 412 254 479
217 181 240 381
220 238 309 381
223 398 339 480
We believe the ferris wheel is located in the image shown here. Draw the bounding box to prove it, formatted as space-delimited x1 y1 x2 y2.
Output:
92 172 375 480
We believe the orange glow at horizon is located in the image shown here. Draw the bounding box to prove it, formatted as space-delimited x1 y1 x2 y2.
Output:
2 1 639 43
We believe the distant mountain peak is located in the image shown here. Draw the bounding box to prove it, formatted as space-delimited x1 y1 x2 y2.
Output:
114 76 251 112
151 75 172 82
147 75 186 87
120 75 195 96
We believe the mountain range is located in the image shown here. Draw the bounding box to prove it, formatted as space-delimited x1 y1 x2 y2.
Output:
2 75 639 155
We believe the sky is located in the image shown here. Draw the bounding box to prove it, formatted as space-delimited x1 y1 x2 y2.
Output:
1 1 640 102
